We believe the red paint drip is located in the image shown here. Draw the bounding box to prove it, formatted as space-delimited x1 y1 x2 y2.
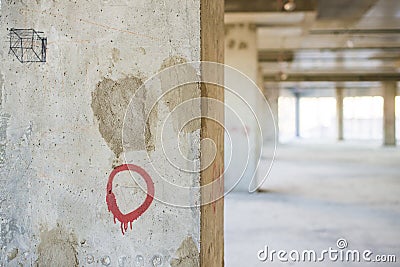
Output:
106 164 155 235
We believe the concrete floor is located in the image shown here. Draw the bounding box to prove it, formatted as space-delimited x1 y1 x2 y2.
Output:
225 141 400 266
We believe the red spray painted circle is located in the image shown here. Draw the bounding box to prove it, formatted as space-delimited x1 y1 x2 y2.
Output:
106 164 154 235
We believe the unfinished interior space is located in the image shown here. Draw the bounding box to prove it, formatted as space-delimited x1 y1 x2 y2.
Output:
1 0 399 266
224 0 399 266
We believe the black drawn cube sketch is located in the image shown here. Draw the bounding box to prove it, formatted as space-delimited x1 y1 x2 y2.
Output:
9 28 47 63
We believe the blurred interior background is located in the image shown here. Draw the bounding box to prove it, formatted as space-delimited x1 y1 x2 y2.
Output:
223 1 400 266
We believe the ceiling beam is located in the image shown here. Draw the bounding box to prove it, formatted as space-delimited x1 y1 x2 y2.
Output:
310 29 400 35
259 47 400 53
258 48 400 62
225 0 317 13
264 73 400 82
316 0 377 20
260 58 400 63
259 50 294 62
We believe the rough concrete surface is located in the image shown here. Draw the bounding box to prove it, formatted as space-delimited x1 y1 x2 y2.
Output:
0 0 202 265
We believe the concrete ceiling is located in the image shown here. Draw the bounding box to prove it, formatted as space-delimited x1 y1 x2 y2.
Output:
225 0 400 91
316 0 377 20
225 0 317 13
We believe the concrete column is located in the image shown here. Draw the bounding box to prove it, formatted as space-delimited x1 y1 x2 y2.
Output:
224 23 259 192
383 81 397 146
225 24 258 81
264 84 280 143
0 0 223 265
336 87 344 141
295 92 301 137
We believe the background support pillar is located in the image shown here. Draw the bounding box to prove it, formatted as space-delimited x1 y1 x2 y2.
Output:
383 81 397 146
295 92 301 138
336 87 344 141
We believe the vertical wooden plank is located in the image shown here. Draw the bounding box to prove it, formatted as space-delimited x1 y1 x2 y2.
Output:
200 0 224 266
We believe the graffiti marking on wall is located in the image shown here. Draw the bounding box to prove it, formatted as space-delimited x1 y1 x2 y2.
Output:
106 164 154 235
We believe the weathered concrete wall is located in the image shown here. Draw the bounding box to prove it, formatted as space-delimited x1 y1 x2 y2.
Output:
0 0 202 266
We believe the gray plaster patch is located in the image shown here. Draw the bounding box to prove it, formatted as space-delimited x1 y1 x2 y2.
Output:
36 225 78 267
170 236 199 267
0 71 4 107
0 113 10 167
0 121 33 264
92 76 157 156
